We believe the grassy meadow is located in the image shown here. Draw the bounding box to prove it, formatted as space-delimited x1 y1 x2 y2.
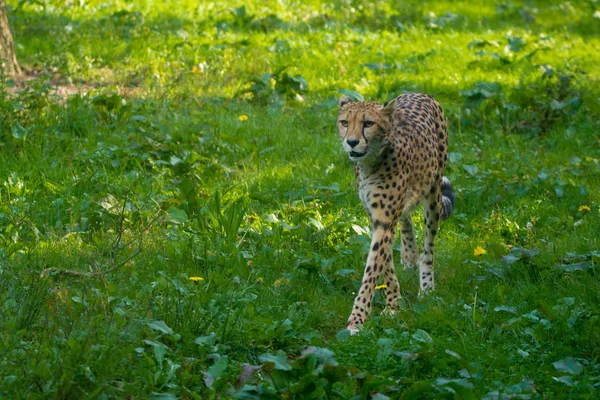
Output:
1 0 600 398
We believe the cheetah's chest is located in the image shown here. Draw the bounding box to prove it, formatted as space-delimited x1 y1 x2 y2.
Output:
358 180 371 210
356 146 428 220
358 167 400 218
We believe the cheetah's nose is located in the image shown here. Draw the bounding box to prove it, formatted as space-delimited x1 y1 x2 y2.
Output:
346 139 360 148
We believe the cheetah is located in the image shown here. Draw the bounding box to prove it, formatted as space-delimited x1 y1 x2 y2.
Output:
336 93 455 333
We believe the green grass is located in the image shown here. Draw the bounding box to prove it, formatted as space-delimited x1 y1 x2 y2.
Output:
1 0 599 398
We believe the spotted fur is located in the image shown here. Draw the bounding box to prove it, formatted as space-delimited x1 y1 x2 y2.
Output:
336 93 455 333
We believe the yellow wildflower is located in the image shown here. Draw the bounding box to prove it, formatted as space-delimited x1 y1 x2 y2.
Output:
257 277 263 283
238 115 249 122
189 277 204 282
273 278 289 287
191 65 200 74
269 78 276 86
474 246 487 256
375 284 387 290
578 205 591 213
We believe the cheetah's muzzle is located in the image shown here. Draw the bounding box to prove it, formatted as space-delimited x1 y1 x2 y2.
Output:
349 151 366 158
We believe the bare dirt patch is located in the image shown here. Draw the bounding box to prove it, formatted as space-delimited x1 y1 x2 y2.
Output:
4 68 143 100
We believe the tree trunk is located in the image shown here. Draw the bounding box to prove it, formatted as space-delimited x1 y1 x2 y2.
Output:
0 0 21 76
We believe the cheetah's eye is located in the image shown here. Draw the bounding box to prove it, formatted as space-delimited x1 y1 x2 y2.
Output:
364 120 375 128
340 120 348 127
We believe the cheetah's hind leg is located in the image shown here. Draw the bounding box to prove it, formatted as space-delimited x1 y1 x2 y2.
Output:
400 213 418 269
419 184 442 294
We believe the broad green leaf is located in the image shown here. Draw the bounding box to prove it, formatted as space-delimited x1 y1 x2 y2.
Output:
336 329 351 342
148 320 174 335
462 164 478 176
301 346 337 365
554 262 591 272
553 357 583 375
494 305 517 314
517 349 529 357
195 333 217 346
352 224 369 235
208 357 228 381
504 380 536 394
448 152 463 163
558 297 575 306
337 89 364 102
412 329 433 345
508 36 526 52
336 269 358 277
467 39 499 49
554 186 564 198
11 123 27 139
501 254 520 265
71 296 88 306
435 378 473 389
169 155 184 166
376 338 394 363
168 207 188 224
435 378 475 399
553 375 575 386
259 351 292 371
4 376 17 385
143 340 168 365
362 63 392 72
308 217 324 231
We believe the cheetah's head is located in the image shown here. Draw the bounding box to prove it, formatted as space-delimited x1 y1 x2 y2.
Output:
336 96 396 162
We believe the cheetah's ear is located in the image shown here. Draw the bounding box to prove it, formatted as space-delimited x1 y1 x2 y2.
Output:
338 95 354 109
382 97 397 117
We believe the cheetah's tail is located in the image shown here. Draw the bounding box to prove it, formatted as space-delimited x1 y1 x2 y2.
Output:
440 177 455 220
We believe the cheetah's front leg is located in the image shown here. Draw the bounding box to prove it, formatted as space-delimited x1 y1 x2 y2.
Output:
347 226 394 333
381 230 401 314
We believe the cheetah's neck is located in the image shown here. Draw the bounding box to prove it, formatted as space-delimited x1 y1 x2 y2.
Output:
354 138 393 176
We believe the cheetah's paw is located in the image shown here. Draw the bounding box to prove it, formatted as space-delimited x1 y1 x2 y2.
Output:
347 324 361 336
381 307 398 317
